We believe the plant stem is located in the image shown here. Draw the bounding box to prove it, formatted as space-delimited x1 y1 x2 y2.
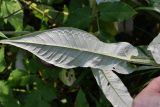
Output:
0 1 29 19
21 0 68 20
89 0 101 33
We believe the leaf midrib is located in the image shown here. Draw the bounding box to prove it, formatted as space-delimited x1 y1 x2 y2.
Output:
0 40 155 66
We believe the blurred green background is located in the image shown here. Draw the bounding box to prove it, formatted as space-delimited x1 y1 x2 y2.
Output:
0 0 160 107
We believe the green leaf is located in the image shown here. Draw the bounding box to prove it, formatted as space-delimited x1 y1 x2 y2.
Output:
41 67 61 80
0 81 20 107
136 0 160 13
0 32 8 38
24 91 50 107
135 7 160 14
98 2 137 22
25 58 43 74
36 79 57 102
92 69 133 107
8 69 29 87
24 79 56 107
0 0 23 31
0 81 9 95
0 27 154 74
0 47 6 72
69 0 89 10
75 89 89 107
96 92 112 107
0 96 20 107
65 7 92 29
24 91 41 107
151 0 160 8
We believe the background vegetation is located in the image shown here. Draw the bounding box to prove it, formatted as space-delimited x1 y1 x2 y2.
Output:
0 0 160 107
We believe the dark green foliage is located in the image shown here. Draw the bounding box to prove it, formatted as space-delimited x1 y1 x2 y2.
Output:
98 2 137 22
65 7 92 28
0 0 160 107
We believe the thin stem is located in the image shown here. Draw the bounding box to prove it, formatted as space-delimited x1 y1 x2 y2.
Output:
2 8 23 19
89 0 100 32
21 0 68 20
96 14 101 33
0 1 30 19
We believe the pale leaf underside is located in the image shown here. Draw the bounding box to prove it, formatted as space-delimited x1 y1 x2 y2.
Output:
92 69 133 107
148 33 160 64
0 27 143 74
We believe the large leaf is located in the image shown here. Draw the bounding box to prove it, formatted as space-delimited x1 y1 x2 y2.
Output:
92 69 133 107
0 27 152 74
98 2 137 22
148 33 160 64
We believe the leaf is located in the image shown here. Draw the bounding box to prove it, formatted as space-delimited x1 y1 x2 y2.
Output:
75 89 89 107
150 0 160 13
0 0 23 31
135 0 160 13
25 58 42 74
65 7 92 29
0 95 20 107
98 2 137 22
8 69 29 87
0 47 6 72
92 69 133 107
0 27 152 74
69 0 89 10
96 0 120 4
24 78 56 107
42 67 61 80
0 81 9 95
148 33 160 64
36 79 57 102
0 32 8 38
0 81 20 107
24 91 51 107
96 92 112 107
136 7 160 13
